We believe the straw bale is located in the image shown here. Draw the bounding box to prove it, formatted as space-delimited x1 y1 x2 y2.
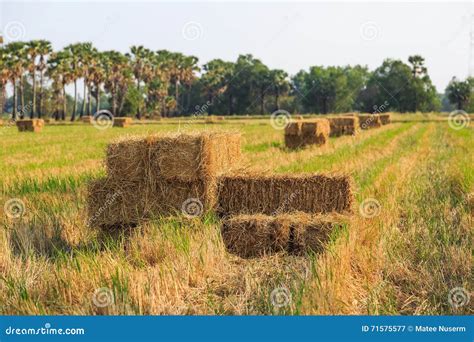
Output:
82 116 92 123
16 119 44 132
113 117 133 127
221 214 289 258
284 121 302 136
221 213 345 258
87 177 217 228
217 174 354 216
358 114 382 129
106 132 241 182
379 113 391 125
328 117 359 137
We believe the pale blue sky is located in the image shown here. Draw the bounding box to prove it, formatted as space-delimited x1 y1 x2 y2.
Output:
0 1 472 92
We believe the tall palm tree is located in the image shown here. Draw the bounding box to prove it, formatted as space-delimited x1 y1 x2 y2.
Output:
269 69 289 111
76 42 93 118
47 51 72 120
36 40 52 118
88 51 106 114
103 50 132 116
0 47 9 115
26 40 41 118
5 42 26 120
63 44 82 121
128 46 153 119
201 59 232 114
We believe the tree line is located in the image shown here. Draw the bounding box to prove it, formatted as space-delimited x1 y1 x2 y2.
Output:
0 40 472 120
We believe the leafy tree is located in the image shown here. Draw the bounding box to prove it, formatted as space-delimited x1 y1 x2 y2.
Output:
445 77 472 110
269 69 289 111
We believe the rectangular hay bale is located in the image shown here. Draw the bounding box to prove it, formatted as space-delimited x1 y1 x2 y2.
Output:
113 117 133 127
301 119 330 146
358 114 382 129
82 116 92 123
16 119 44 132
284 121 302 136
87 177 217 228
379 113 391 125
328 117 359 137
217 174 354 216
221 213 344 258
106 132 241 182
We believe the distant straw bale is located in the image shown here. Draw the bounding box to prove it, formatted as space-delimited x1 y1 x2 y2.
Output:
16 119 44 132
358 114 382 129
113 117 133 127
379 113 391 125
328 116 359 137
82 116 92 123
284 119 329 149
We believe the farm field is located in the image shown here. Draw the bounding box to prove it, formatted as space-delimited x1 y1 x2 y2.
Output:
0 113 472 315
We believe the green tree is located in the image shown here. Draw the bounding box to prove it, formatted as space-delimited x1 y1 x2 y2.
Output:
445 77 472 110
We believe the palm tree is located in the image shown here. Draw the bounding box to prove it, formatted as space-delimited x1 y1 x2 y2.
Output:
26 40 41 118
36 40 52 118
5 42 26 120
47 51 72 120
75 42 93 118
201 59 232 114
0 47 9 115
63 44 82 121
128 46 153 119
103 50 133 116
88 51 106 115
269 69 289 111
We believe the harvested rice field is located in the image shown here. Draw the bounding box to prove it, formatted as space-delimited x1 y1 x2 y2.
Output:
0 113 472 315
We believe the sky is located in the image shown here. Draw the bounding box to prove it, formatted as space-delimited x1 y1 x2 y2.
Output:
0 0 472 92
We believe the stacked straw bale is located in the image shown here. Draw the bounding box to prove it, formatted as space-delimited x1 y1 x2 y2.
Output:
221 213 346 258
113 117 133 127
379 113 391 125
217 174 353 216
284 119 330 149
16 119 44 132
328 117 359 137
87 132 241 227
358 114 382 129
82 116 92 123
